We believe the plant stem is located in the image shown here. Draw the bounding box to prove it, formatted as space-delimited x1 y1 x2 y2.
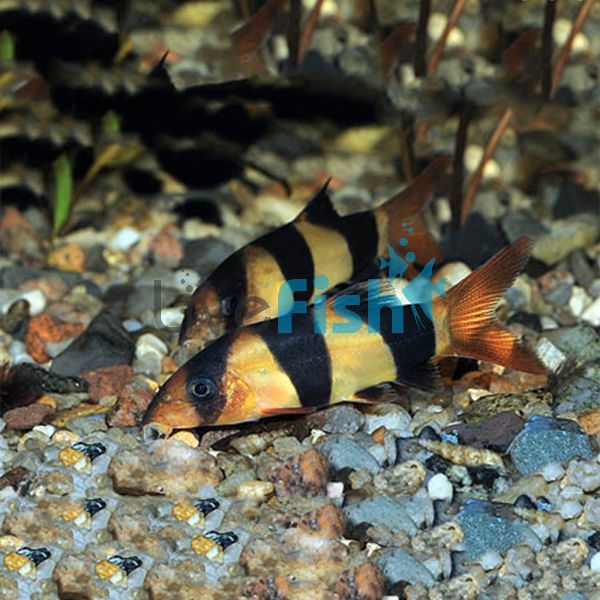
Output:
540 0 556 100
414 0 431 77
461 107 512 226
427 0 466 76
550 0 594 98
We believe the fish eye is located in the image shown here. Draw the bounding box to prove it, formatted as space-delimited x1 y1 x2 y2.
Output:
188 377 216 401
221 295 239 317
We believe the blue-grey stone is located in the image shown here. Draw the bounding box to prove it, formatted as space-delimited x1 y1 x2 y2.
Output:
508 416 593 475
374 549 435 588
543 326 600 364
555 376 600 414
319 436 381 474
344 496 417 535
458 499 542 560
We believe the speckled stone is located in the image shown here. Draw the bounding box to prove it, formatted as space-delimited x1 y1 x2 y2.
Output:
458 499 542 560
344 496 418 535
508 416 593 475
319 436 381 474
373 549 435 588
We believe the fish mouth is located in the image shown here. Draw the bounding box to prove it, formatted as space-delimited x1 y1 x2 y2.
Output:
142 388 204 430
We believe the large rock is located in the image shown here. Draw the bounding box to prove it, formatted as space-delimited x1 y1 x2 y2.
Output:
107 439 223 496
344 496 418 535
458 499 541 560
51 311 135 377
508 416 593 475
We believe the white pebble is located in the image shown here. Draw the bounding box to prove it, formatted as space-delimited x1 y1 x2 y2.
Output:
559 500 582 520
32 425 56 438
109 227 141 251
540 316 559 330
20 290 47 316
569 285 591 317
159 307 185 329
479 550 503 571
582 297 600 327
122 319 143 333
542 462 565 482
136 333 168 359
535 337 566 373
363 406 411 434
591 552 600 573
0 289 46 316
427 473 453 501
327 482 344 499
553 18 589 52
432 262 472 289
464 145 484 172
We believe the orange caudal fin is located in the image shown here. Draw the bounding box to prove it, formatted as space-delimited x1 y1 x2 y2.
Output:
435 236 546 374
379 155 451 264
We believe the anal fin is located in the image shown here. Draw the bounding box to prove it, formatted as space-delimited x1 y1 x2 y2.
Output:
262 406 316 416
395 359 442 393
351 383 399 404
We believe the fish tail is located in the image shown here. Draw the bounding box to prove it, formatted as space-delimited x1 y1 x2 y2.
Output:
434 236 546 374
378 155 450 263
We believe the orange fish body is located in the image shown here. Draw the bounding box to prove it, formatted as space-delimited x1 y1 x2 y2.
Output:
145 237 545 431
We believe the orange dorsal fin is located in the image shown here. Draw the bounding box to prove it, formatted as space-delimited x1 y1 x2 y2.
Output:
378 155 450 265
435 236 546 375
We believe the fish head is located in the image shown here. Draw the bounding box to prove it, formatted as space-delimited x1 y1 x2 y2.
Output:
178 257 246 353
143 334 258 429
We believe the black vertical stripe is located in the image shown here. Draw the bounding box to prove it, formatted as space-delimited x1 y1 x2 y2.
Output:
184 333 233 424
309 210 379 280
180 250 248 342
255 315 332 408
210 251 248 304
350 297 437 391
254 224 315 302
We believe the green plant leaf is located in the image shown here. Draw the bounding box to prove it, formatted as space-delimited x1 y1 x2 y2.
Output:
102 111 121 134
53 154 73 235
0 30 15 61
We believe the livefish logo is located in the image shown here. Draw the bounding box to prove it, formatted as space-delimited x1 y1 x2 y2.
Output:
154 226 445 336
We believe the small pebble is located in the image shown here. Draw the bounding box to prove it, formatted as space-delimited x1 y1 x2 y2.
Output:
590 552 600 573
237 480 274 502
559 501 582 520
582 296 600 327
109 227 141 251
427 473 453 501
541 463 565 482
567 459 600 492
478 550 503 571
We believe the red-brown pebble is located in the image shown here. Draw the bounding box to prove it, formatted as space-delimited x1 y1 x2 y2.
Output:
25 313 84 363
0 206 41 257
241 576 290 599
334 562 384 600
48 242 86 273
298 503 348 539
150 226 183 268
3 403 54 430
82 364 133 403
108 380 154 426
270 448 330 497
21 275 69 301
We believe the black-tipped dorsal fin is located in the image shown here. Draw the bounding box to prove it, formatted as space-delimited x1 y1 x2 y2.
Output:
298 179 340 224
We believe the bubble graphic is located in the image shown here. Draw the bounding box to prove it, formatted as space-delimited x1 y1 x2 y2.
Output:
407 227 414 234
314 274 329 290
406 252 416 262
399 238 408 247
